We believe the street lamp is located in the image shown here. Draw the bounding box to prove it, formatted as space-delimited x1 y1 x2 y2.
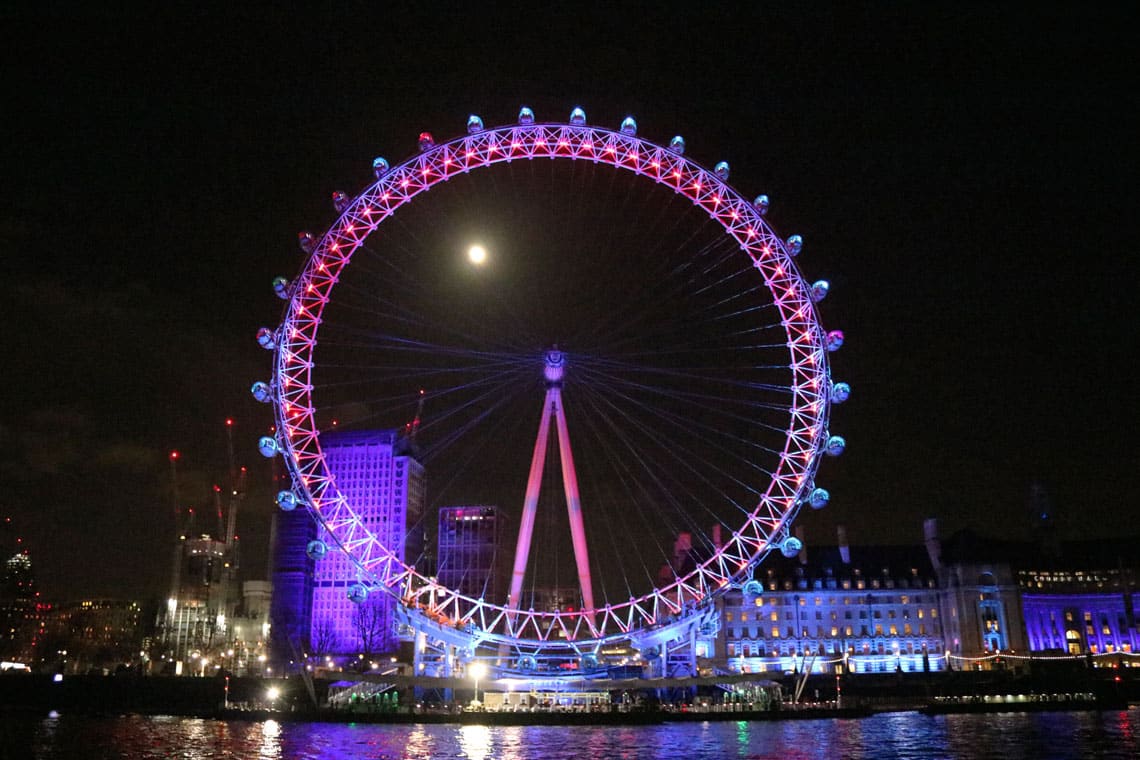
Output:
469 661 488 708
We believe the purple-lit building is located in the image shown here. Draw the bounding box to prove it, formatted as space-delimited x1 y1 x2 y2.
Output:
308 430 425 661
1017 546 1140 656
927 521 1140 663
1021 593 1139 654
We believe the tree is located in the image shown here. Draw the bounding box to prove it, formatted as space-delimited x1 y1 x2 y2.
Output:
310 617 339 665
352 598 387 669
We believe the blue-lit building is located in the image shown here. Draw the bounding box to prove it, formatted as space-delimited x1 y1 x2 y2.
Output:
718 529 946 674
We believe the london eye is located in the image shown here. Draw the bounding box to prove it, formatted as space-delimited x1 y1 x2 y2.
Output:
252 107 848 679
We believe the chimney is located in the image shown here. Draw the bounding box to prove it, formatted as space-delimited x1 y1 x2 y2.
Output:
924 518 942 573
837 525 851 565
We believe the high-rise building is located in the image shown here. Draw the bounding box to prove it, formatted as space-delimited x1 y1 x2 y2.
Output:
161 535 240 670
437 506 504 603
0 550 44 664
307 429 425 661
269 506 315 670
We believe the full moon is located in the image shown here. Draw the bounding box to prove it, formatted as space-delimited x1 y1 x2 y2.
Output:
467 244 487 265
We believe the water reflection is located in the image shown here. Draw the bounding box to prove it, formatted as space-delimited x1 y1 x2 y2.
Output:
258 718 281 759
458 724 493 760
20 709 1140 760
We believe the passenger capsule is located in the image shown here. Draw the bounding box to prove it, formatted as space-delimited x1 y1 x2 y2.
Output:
620 116 637 136
780 536 803 558
786 234 803 256
256 327 276 350
831 382 851 404
372 157 390 178
810 280 830 303
276 490 298 511
417 132 434 152
305 540 329 561
742 579 764 597
257 436 279 458
569 107 586 126
826 330 845 352
825 435 847 457
272 276 290 300
809 487 831 509
347 583 369 604
332 191 351 213
668 135 685 154
466 114 484 134
518 106 535 125
580 654 599 670
298 231 316 254
250 381 272 403
714 161 730 181
517 655 537 671
753 195 770 215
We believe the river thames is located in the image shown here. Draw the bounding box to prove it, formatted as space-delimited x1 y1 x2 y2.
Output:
9 708 1140 759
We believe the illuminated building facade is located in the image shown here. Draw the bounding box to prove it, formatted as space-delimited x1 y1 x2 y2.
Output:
718 534 946 674
309 429 425 661
925 523 1027 660
1017 543 1140 656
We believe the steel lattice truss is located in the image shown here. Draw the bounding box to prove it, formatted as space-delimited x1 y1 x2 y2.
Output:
265 113 834 651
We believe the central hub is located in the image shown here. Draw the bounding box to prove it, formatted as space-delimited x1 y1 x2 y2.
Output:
543 348 565 385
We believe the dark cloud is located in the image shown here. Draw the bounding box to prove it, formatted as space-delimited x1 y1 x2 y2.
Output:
1 4 1137 599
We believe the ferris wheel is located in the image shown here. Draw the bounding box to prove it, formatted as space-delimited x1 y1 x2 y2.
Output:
252 106 848 676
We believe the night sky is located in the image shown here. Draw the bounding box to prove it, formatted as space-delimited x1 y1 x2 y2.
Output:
2 5 1137 603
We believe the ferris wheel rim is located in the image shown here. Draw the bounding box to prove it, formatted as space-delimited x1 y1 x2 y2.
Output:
266 115 833 646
